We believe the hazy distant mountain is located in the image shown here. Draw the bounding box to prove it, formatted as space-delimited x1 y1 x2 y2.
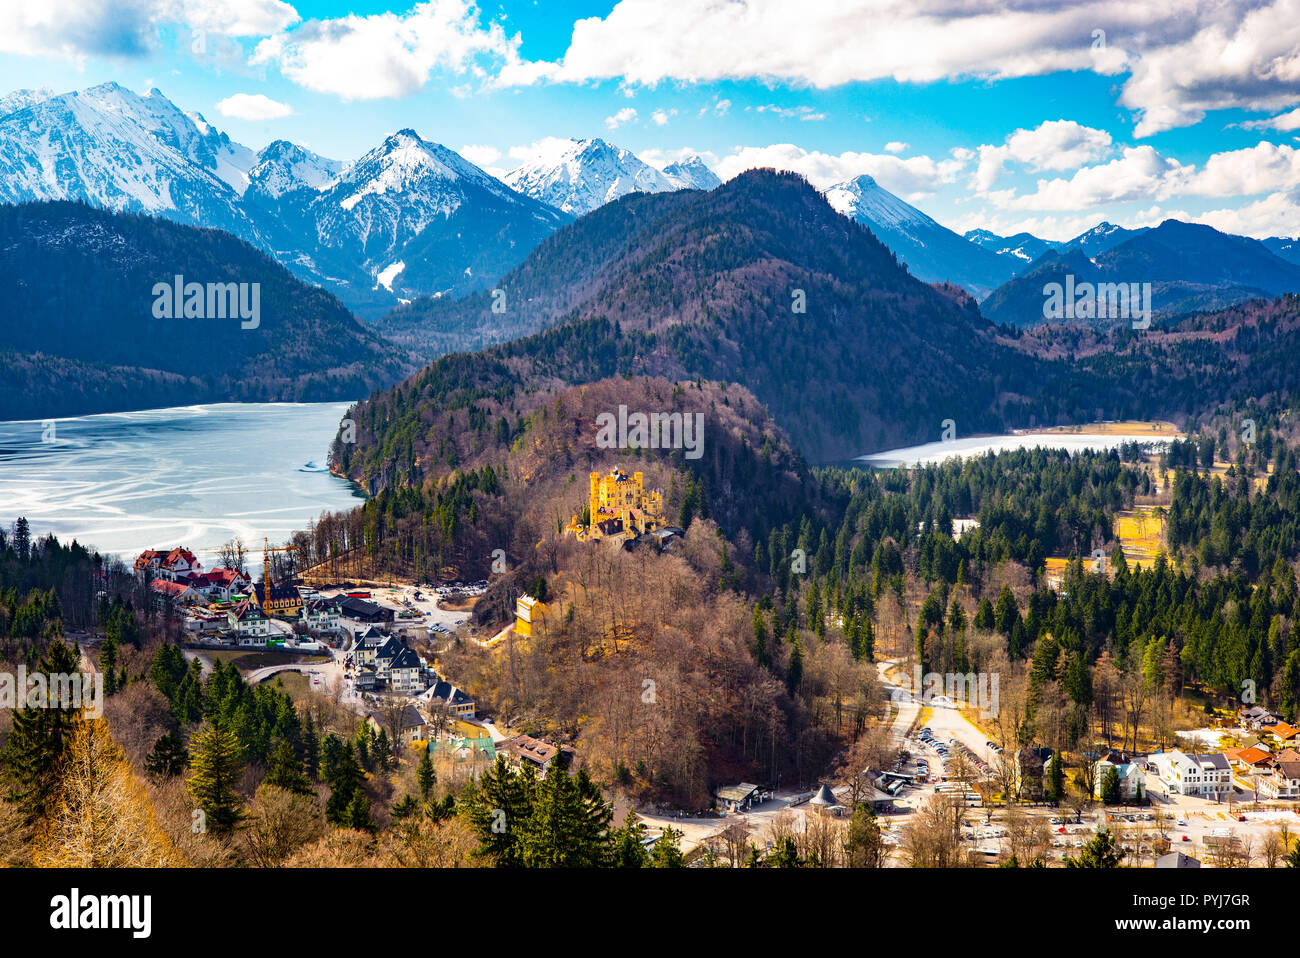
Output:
502 137 688 216
1060 221 1148 256
964 228 1059 265
824 174 1017 296
1263 235 1300 267
981 219 1300 327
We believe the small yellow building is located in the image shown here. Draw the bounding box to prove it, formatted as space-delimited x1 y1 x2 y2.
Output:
515 594 548 637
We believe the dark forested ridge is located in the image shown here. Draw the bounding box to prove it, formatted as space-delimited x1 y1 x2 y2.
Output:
357 170 1077 464
0 201 419 420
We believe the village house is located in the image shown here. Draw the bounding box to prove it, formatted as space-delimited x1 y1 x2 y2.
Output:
338 596 391 624
1093 751 1143 801
502 734 570 778
1239 706 1283 730
387 645 425 693
135 547 202 583
228 599 271 641
514 594 548 638
714 783 772 813
421 680 476 719
1224 744 1274 773
301 596 342 631
1155 851 1201 869
1013 747 1047 799
431 735 496 767
192 567 252 602
368 706 429 745
150 579 200 608
256 580 302 619
1263 721 1300 745
348 626 389 668
1258 748 1300 805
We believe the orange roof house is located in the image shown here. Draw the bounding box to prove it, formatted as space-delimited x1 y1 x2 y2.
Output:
1264 722 1300 742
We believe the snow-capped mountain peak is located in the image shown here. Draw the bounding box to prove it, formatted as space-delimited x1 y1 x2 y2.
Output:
662 154 721 191
248 140 344 199
0 87 54 118
0 81 254 218
335 129 505 212
503 137 681 216
823 174 936 232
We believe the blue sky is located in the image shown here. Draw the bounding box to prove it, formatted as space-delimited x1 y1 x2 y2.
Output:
4 0 1300 240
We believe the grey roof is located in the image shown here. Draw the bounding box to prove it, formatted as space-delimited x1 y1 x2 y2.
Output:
1155 852 1201 868
427 680 473 706
390 646 421 670
716 783 760 803
810 783 839 806
398 705 426 729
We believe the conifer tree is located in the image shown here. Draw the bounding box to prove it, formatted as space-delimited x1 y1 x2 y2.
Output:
265 738 311 795
144 732 189 778
649 825 685 867
417 745 436 801
1 639 81 822
186 723 245 835
612 808 649 867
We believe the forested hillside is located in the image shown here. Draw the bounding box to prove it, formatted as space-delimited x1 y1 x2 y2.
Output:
0 201 418 419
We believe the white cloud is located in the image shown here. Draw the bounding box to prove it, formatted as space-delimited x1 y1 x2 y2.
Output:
974 119 1113 192
459 143 502 168
713 143 969 195
250 0 525 100
753 104 826 121
978 139 1300 221
215 92 292 120
1190 189 1300 238
1182 142 1300 197
0 0 298 60
604 107 637 130
884 141 908 154
508 0 1300 137
506 136 574 166
987 146 1191 211
1242 108 1300 132
651 108 676 126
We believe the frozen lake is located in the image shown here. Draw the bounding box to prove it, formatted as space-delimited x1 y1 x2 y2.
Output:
0 402 366 558
858 431 1177 468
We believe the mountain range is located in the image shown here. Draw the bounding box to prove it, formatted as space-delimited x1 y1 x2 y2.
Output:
0 83 569 316
502 138 720 216
981 220 1300 327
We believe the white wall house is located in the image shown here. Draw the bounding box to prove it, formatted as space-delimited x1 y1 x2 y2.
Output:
1259 761 1300 800
1153 750 1231 797
1093 759 1142 800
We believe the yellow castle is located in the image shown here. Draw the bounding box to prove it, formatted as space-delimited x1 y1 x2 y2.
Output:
566 468 667 541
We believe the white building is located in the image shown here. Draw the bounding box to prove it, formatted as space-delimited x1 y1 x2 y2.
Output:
1259 760 1300 800
1153 750 1231 798
1093 758 1143 800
